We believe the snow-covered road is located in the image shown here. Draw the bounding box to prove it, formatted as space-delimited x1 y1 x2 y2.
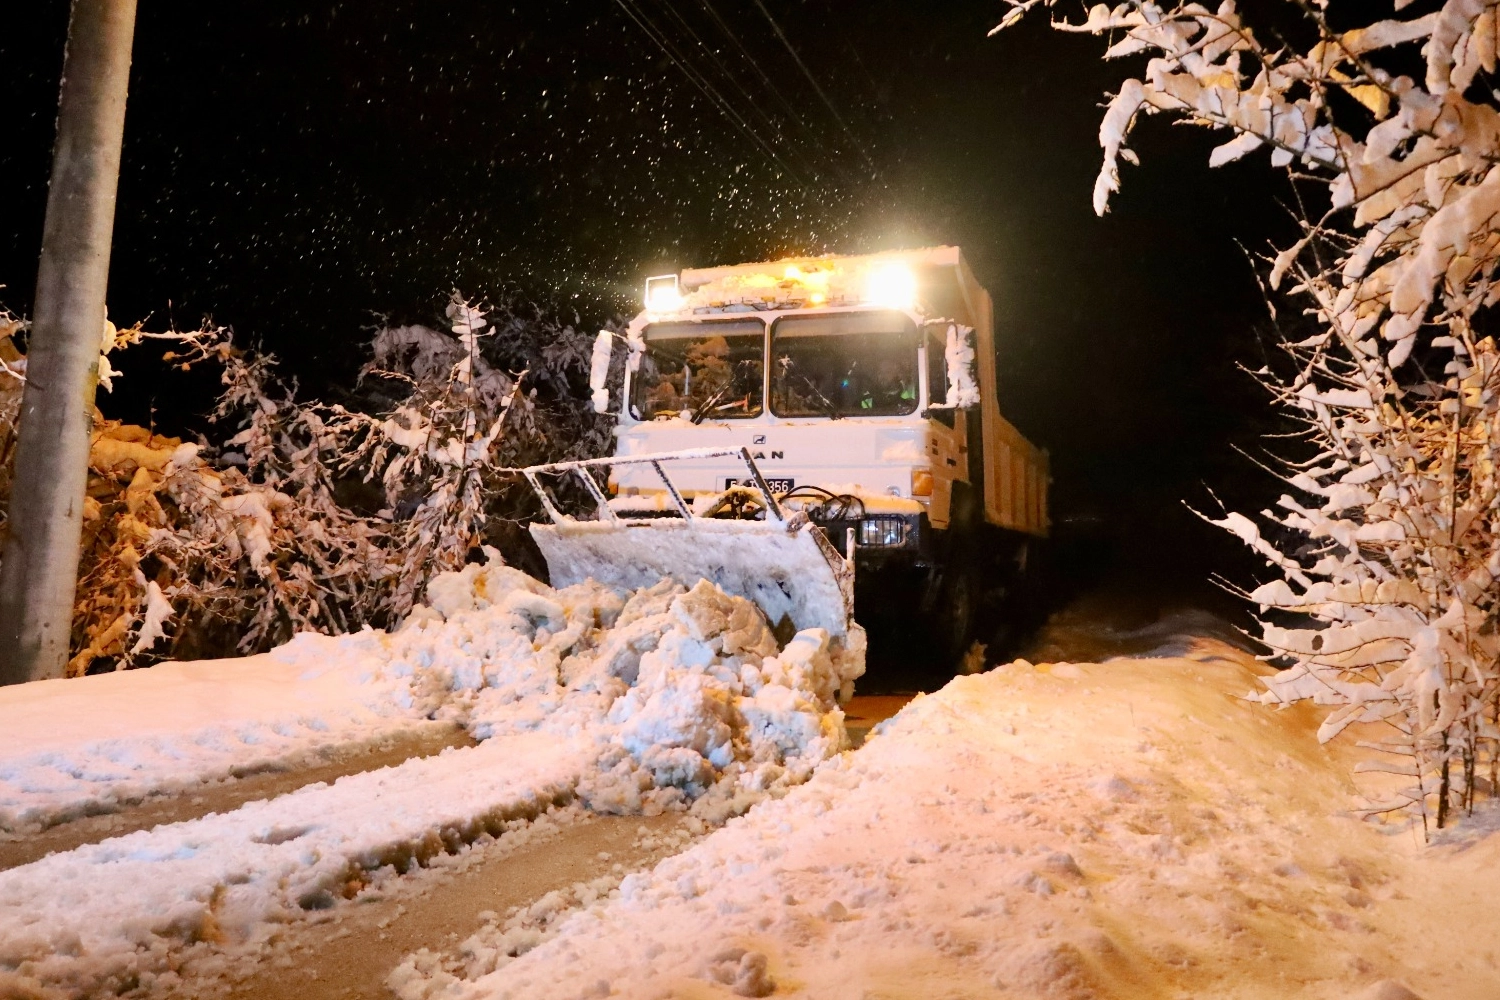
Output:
0 649 448 836
3 563 1498 1000
163 810 700 1000
0 556 864 997
0 725 474 873
396 643 1500 1000
0 732 589 996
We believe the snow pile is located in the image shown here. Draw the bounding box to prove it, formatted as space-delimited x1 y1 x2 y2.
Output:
571 581 854 816
383 559 859 813
0 555 856 837
285 556 859 818
0 559 862 997
396 645 1500 1000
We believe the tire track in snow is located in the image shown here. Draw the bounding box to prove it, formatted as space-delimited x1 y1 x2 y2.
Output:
162 810 700 1000
0 733 593 998
0 724 474 873
0 561 868 997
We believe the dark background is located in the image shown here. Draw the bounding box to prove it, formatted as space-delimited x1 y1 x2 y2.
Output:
0 1 1296 621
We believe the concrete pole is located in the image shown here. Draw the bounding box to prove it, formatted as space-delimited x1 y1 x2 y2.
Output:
0 0 138 684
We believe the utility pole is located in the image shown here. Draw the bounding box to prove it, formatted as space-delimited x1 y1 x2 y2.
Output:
0 0 138 685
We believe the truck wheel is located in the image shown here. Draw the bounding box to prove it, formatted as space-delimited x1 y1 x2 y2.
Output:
930 482 979 666
932 560 976 666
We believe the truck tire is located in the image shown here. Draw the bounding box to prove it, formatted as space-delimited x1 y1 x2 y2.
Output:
932 558 976 666
928 482 979 667
973 534 1045 663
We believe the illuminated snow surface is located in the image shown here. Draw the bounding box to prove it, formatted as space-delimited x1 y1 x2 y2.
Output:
3 578 1499 1000
391 645 1500 1000
0 558 860 998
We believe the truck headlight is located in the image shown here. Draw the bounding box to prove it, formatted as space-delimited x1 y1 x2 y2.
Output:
859 516 909 547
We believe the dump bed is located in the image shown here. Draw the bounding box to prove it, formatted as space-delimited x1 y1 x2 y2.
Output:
862 248 1049 537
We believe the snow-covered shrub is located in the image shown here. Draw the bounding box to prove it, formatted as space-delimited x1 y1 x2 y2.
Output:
0 293 618 674
37 339 404 673
998 2 1500 829
302 293 615 609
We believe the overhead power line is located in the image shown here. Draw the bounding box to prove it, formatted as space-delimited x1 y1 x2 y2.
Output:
748 0 878 177
652 0 836 186
691 0 860 188
612 0 812 188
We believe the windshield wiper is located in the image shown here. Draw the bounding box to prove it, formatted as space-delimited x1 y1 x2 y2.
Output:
778 355 841 419
800 376 842 420
690 384 732 424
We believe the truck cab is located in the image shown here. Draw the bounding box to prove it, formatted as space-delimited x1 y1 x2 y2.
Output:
601 246 1046 551
583 246 1048 668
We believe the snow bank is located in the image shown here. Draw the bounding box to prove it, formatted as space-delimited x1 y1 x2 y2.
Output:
0 733 587 998
0 557 861 996
0 556 857 836
403 646 1500 1000
0 652 436 834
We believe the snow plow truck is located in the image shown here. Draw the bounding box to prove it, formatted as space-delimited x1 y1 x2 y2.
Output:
517 246 1048 675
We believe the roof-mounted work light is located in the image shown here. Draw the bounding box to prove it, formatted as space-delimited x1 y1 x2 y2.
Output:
862 262 917 311
645 273 684 313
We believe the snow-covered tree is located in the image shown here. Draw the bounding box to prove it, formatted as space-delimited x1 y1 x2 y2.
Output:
997 1 1500 830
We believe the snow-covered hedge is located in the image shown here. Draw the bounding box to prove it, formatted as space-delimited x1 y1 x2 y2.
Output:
1000 1 1500 830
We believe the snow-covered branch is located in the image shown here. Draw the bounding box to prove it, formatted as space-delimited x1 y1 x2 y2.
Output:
1000 0 1500 830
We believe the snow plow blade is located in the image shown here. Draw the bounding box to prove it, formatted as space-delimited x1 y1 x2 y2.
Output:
533 518 853 636
517 448 856 639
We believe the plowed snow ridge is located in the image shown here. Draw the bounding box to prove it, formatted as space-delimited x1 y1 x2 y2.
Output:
0 651 435 834
0 733 588 997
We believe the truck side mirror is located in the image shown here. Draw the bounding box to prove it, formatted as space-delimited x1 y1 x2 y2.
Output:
924 320 979 409
922 405 958 428
589 329 615 413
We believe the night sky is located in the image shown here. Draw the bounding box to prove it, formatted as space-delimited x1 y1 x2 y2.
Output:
1 1 1295 608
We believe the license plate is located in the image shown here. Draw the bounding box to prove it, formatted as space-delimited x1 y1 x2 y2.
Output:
724 477 794 494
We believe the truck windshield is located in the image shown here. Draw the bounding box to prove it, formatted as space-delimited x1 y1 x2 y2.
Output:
770 311 920 418
632 319 765 421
